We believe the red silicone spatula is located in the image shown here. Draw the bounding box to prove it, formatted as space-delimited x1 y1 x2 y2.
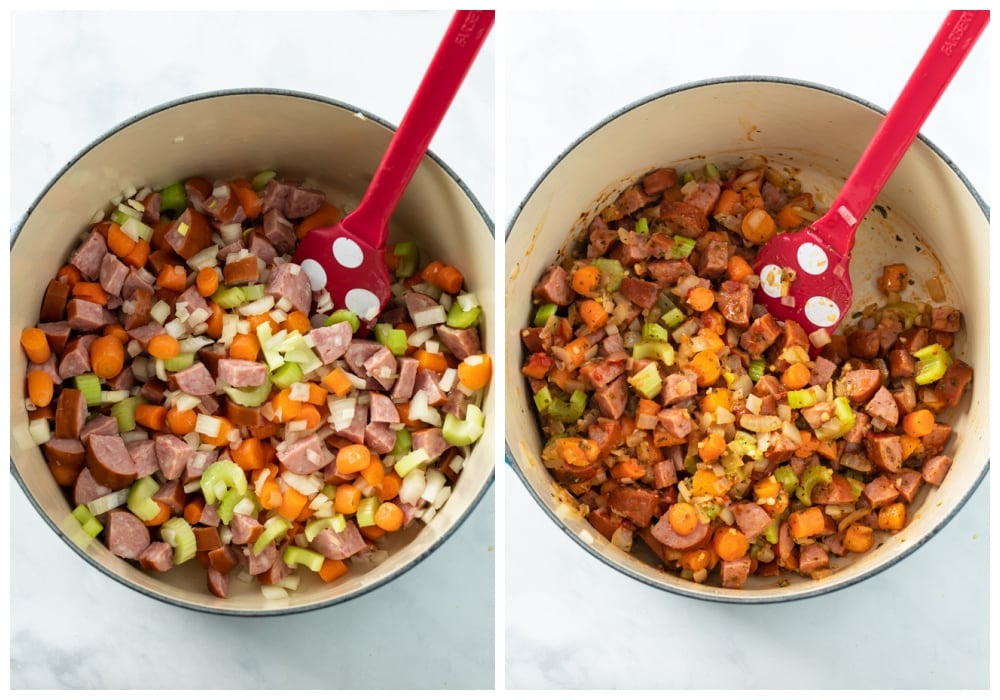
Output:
753 10 988 336
293 10 493 325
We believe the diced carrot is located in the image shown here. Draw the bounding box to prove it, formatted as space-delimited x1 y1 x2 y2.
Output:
230 181 264 220
229 333 260 361
780 362 811 390
277 487 309 520
375 472 402 502
570 264 601 297
678 548 717 572
687 349 722 388
284 310 312 335
205 301 224 339
726 254 754 283
878 502 907 531
334 483 361 515
27 370 55 408
554 437 600 466
374 501 404 532
741 208 777 244
231 437 264 472
692 469 727 498
247 313 280 334
57 264 83 287
637 399 660 416
610 459 645 481
294 202 341 240
72 282 109 306
360 524 386 540
20 328 51 364
698 431 727 463
271 389 303 422
902 409 935 438
336 444 371 475
667 502 699 536
157 264 188 293
561 337 591 370
103 324 130 344
414 349 448 373
360 454 385 488
900 434 921 461
843 523 874 553
135 404 168 431
183 498 205 525
249 422 277 440
686 286 716 312
200 417 234 447
166 407 198 435
384 246 401 273
700 309 727 336
788 506 826 539
196 267 219 297
713 526 749 562
122 238 151 269
434 265 464 295
700 387 731 413
578 299 609 330
776 203 805 230
457 354 492 391
90 335 126 379
322 368 353 397
295 404 322 430
713 188 742 217
143 501 172 527
107 223 137 257
304 382 328 406
148 334 180 359
318 558 349 583
878 264 909 293
753 475 781 501
257 478 283 510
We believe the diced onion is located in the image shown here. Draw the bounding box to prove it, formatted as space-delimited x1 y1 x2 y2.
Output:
195 414 222 438
411 305 447 328
150 300 171 325
289 382 312 402
276 297 293 313
260 585 288 600
398 469 426 505
408 390 441 427
239 296 276 316
173 392 203 413
431 485 452 511
438 368 457 393
421 468 447 504
328 397 357 431
218 223 243 243
186 246 220 271
455 292 479 312
178 336 213 354
233 497 256 516
420 507 437 525
155 359 167 382
221 314 240 346
281 471 323 496
809 328 832 348
165 318 188 339
407 327 435 347
28 419 51 445
86 488 130 516
745 393 763 415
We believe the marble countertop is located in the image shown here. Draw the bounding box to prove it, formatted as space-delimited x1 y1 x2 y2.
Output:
9 10 494 691
504 10 989 690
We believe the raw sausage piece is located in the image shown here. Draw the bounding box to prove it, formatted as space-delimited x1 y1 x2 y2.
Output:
86 434 138 490
54 388 88 439
105 510 151 560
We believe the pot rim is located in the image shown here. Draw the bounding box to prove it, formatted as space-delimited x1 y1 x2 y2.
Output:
504 75 989 604
11 87 496 617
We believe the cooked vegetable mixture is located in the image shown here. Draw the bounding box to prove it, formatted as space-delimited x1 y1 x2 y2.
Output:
21 172 490 599
521 158 972 588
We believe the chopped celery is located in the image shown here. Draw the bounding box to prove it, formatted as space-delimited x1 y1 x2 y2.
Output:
126 476 161 522
389 428 412 457
356 496 380 528
533 385 554 413
72 504 103 538
393 241 419 278
773 465 799 494
254 516 290 555
632 340 675 366
305 514 347 541
442 404 486 446
270 361 304 390
847 477 865 501
913 343 952 385
394 448 431 477
635 217 650 235
159 182 188 212
212 285 246 309
375 323 409 356
222 378 273 408
110 209 133 226
700 502 722 520
592 258 624 292
547 390 586 423
533 303 558 327
110 396 143 432
251 170 277 192
786 387 819 409
447 302 481 329
727 430 760 460
672 235 697 259
161 517 197 564
200 460 248 505
74 374 102 407
121 216 153 242
682 171 695 184
705 162 721 180
282 545 324 573
661 308 687 328
627 362 662 399
243 284 266 302
815 396 856 441
163 352 196 372
748 358 766 383
795 464 833 506
325 309 360 333
642 323 669 342
216 486 244 525
762 518 779 545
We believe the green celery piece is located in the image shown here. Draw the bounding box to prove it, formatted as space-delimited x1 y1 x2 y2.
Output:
270 361 304 390
642 323 669 342
847 477 865 501
389 428 412 457
242 284 266 302
72 504 103 538
163 352 196 372
700 502 722 520
282 545 324 573
394 448 431 477
762 518 779 545
325 309 360 333
375 323 409 356
74 374 102 407
216 488 244 526
913 343 953 385
634 217 650 235
212 285 246 309
815 396 856 441
442 404 486 447
110 209 132 226
110 396 143 432
704 162 721 180
447 303 481 329
726 430 760 460
533 304 557 327
393 242 419 278
222 378 273 408
200 460 248 505
533 385 554 413
627 362 662 399
547 389 587 423
786 388 818 409
159 182 188 212
672 236 696 259
748 358 766 383
632 340 675 366
356 496 380 528
161 517 197 564
773 465 799 495
795 464 833 506
592 258 624 292
251 170 277 192
126 476 161 522
254 516 290 555
682 171 695 184
661 308 687 329
305 515 347 542
121 216 153 242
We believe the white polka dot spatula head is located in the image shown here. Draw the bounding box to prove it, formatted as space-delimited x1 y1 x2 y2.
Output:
753 10 988 336
293 10 493 329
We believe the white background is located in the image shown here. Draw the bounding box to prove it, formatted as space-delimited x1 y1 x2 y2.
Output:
504 9 990 690
9 10 495 690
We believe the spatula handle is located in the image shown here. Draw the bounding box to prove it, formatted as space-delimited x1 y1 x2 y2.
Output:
825 10 988 256
347 10 494 248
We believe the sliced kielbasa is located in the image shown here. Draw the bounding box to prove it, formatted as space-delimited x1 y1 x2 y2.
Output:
86 434 138 489
105 509 151 559
54 388 88 439
650 516 711 551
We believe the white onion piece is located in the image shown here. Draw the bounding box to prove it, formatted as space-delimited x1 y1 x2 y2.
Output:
407 327 435 347
164 318 188 339
150 300 171 325
218 223 243 244
86 488 130 516
421 468 447 505
424 340 440 355
398 469 426 505
407 390 441 427
328 398 357 432
195 414 222 438
431 485 452 511
186 246 220 271
278 575 300 591
281 471 322 496
178 336 213 354
232 496 256 516
438 368 458 393
420 507 437 525
455 292 479 312
411 305 447 328
28 419 51 445
239 296 276 316
260 585 288 600
120 430 149 444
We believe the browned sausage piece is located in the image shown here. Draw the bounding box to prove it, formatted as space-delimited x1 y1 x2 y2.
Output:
586 507 625 541
86 434 138 490
921 455 953 487
892 469 924 503
43 438 85 470
138 541 174 572
862 474 900 509
79 415 119 445
740 313 782 358
937 360 973 408
642 167 678 195
607 487 659 528
620 277 660 310
730 502 772 539
930 306 961 332
836 368 882 404
777 522 798 569
811 474 856 505
230 513 264 545
225 399 263 427
531 266 574 306
798 543 829 574
104 510 151 560
73 467 111 507
39 280 71 323
720 555 752 589
846 329 881 359
153 479 187 514
866 433 902 472
122 288 153 331
54 388 88 439
207 545 240 576
223 255 260 285
650 515 711 551
164 208 213 259
920 423 952 456
193 526 223 552
865 385 899 426
257 555 292 586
